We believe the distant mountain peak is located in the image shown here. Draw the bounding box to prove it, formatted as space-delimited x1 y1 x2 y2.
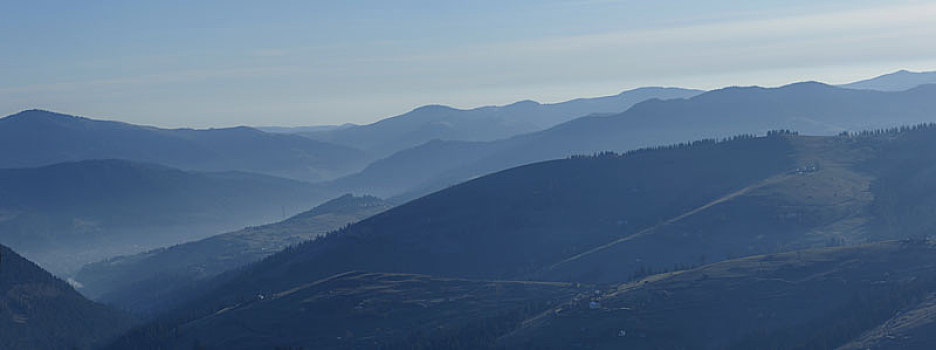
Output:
3 109 88 122
410 104 458 114
882 69 919 77
10 108 60 116
506 99 542 108
840 69 936 92
777 81 841 92
781 80 832 88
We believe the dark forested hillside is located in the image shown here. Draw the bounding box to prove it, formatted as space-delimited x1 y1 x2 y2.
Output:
208 134 796 298
74 194 393 315
0 159 327 275
0 244 134 350
0 110 368 182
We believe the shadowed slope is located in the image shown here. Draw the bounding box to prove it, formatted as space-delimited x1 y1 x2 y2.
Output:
0 244 135 350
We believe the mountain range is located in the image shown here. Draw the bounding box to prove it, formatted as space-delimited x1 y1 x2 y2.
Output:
334 81 936 199
295 87 703 159
6 69 936 349
0 110 368 182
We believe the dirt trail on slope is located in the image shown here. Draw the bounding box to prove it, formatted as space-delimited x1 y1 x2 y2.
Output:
546 173 794 271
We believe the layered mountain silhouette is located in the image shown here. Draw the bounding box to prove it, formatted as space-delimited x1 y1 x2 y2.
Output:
0 244 134 350
335 82 936 199
0 159 328 275
11 71 936 349
299 87 702 158
74 194 393 315
109 126 936 348
839 69 936 92
0 110 368 182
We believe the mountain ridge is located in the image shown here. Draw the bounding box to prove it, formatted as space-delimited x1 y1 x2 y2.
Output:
335 82 936 199
298 87 703 158
0 109 368 182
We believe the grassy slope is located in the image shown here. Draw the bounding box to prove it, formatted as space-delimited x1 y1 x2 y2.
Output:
501 241 936 349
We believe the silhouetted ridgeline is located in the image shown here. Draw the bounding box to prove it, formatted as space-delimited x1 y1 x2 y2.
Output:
300 87 702 158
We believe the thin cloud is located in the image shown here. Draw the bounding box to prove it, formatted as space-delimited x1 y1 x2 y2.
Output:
0 66 301 95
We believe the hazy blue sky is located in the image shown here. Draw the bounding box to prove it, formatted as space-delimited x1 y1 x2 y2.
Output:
2 0 935 127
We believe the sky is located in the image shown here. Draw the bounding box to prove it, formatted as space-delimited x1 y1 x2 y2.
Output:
2 0 936 128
